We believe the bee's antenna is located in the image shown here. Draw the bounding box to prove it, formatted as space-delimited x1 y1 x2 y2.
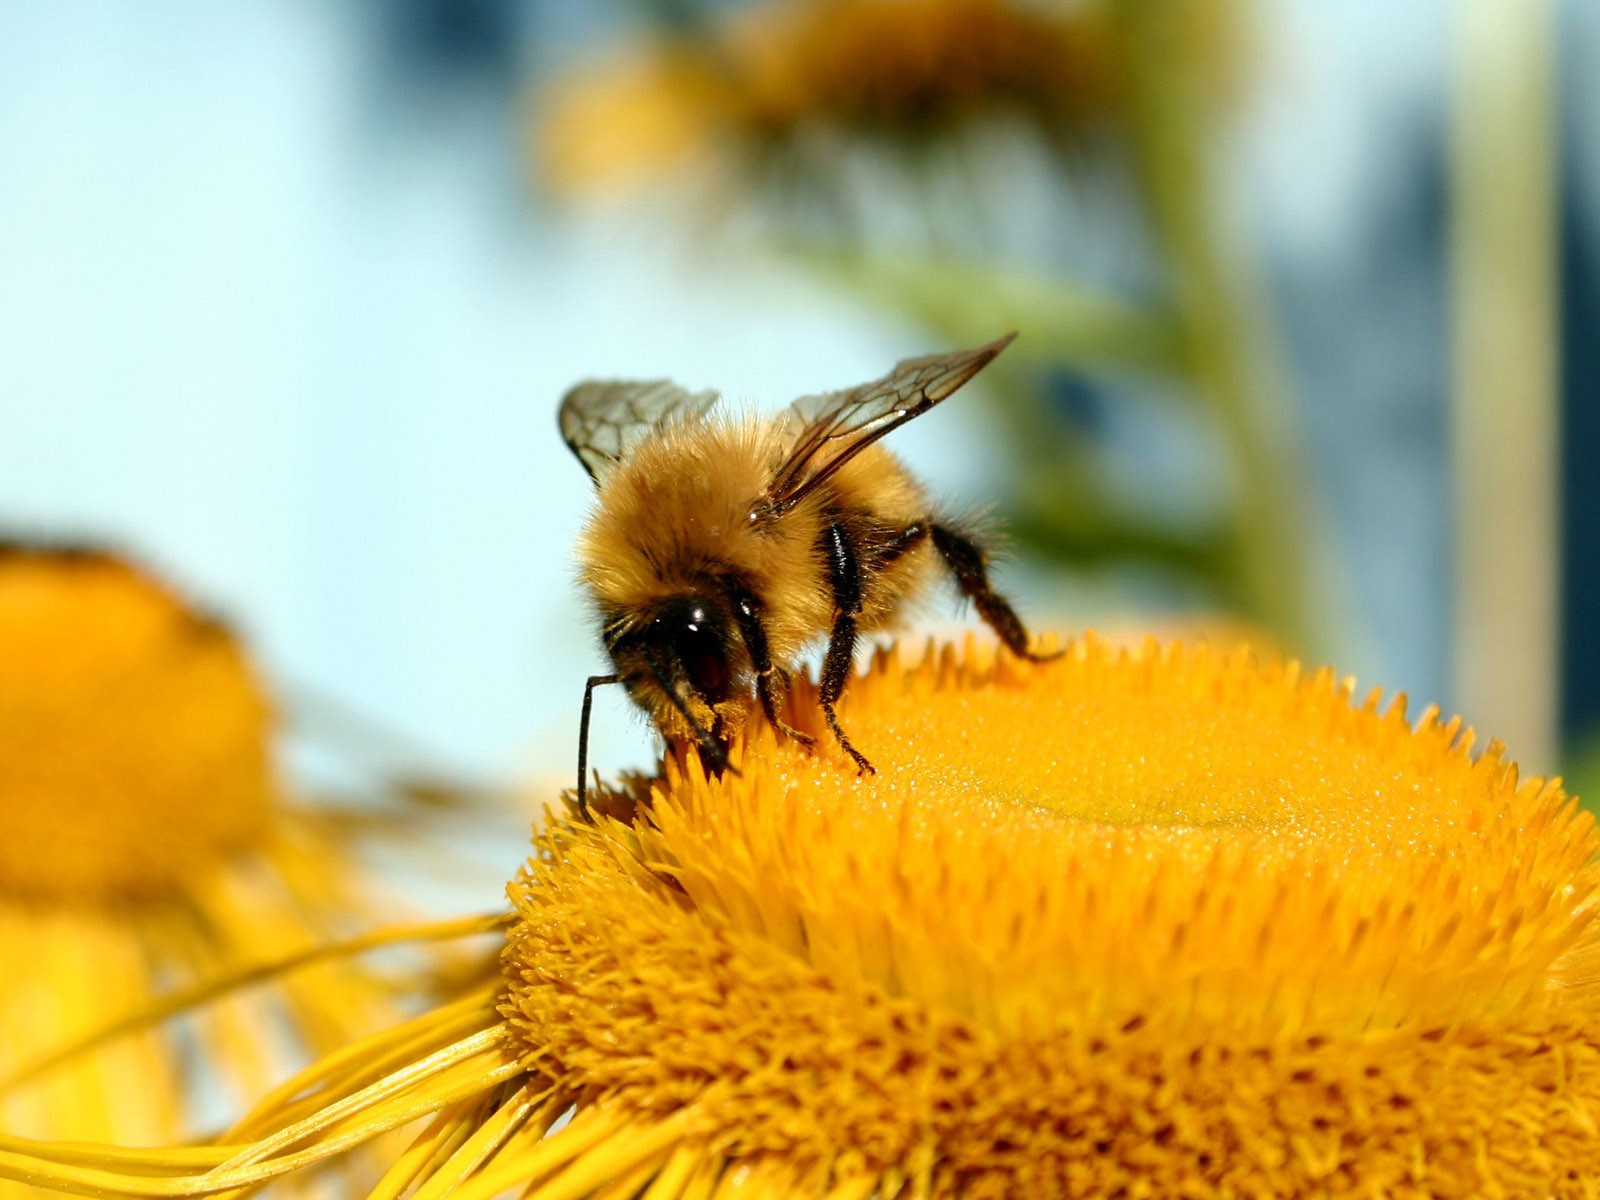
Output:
576 673 621 820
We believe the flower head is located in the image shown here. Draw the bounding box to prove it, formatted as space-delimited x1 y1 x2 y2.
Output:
501 637 1600 1194
0 545 271 901
537 0 1122 199
0 544 457 1190
6 635 1599 1197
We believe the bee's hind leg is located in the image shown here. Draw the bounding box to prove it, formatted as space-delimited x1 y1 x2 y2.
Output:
819 523 875 775
928 523 1062 662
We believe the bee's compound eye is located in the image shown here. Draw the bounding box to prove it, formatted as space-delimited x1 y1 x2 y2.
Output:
674 612 730 700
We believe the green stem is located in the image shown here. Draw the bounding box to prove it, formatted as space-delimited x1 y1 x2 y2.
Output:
1110 0 1320 651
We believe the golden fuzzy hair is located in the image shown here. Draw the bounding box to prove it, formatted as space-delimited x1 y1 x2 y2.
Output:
577 411 934 739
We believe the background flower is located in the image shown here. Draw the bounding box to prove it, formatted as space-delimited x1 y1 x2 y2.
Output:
538 0 1135 200
0 544 488 1191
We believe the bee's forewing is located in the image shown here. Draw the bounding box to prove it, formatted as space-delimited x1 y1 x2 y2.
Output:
558 379 719 483
765 333 1016 515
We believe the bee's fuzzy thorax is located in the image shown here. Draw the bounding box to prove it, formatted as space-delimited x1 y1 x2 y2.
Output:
576 409 933 738
579 414 817 622
563 335 1024 756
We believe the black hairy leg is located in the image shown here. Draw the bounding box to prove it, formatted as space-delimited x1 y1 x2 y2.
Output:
574 673 620 820
928 524 1060 662
643 647 733 779
729 584 815 747
818 522 875 774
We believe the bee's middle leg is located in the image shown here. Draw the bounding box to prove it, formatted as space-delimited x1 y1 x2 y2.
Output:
819 522 874 775
729 584 814 747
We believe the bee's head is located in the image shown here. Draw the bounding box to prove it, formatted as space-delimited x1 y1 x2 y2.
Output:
604 594 751 749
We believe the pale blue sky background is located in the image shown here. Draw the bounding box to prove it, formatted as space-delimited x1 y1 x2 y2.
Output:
0 1 1493 816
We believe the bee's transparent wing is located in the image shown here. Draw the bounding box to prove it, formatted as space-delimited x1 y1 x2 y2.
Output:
558 379 720 484
764 333 1016 516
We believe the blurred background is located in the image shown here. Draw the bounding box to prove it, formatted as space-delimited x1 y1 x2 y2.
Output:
1 0 1594 861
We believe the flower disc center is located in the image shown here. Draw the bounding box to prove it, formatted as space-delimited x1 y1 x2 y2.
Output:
0 551 275 902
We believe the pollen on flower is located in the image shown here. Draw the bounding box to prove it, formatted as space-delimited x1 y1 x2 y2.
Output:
0 546 274 901
501 635 1600 1196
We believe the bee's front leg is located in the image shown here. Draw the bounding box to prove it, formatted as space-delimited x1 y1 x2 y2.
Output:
574 672 621 819
729 585 815 748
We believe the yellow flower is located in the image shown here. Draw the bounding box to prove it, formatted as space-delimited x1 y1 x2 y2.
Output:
537 0 1123 197
6 635 1600 1196
0 544 464 1192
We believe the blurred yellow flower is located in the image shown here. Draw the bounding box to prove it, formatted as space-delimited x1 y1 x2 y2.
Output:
538 0 1122 197
6 634 1599 1196
0 545 454 1193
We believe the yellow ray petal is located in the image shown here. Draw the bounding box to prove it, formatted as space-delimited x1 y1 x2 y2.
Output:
2 915 505 1098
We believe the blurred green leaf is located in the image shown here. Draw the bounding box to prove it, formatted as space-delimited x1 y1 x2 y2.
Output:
1564 729 1600 812
632 0 719 35
800 252 1186 375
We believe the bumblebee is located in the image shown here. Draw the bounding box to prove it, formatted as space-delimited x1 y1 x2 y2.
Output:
561 333 1053 810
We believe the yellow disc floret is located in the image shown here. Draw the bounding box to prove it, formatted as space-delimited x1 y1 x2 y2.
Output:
0 546 275 902
502 636 1600 1196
